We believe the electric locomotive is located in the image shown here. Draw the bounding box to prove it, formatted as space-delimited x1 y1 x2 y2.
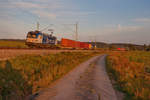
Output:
26 30 58 48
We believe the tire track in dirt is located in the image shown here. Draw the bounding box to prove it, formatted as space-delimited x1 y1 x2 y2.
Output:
30 55 118 100
75 59 100 100
93 55 117 100
75 55 118 100
30 56 100 100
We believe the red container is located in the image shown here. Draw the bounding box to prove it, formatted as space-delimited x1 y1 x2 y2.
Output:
61 38 77 48
61 38 90 49
80 42 89 49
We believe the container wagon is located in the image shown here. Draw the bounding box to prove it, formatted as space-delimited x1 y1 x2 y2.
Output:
61 38 92 49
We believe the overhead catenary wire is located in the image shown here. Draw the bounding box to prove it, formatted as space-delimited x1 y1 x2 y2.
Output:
61 22 78 41
38 23 79 40
40 24 54 32
7 0 79 40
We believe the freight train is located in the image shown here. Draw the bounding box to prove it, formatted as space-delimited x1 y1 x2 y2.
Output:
26 30 92 49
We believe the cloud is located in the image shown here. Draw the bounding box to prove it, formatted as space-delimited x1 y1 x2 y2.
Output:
117 24 140 32
0 0 95 21
98 24 141 35
117 24 121 32
133 18 150 23
12 1 62 9
13 2 44 9
7 1 59 19
0 18 29 39
58 11 96 16
34 0 50 3
88 24 150 44
31 10 56 19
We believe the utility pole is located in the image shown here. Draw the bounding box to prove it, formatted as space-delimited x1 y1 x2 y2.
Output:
91 36 97 49
94 36 97 49
37 22 39 31
75 22 78 41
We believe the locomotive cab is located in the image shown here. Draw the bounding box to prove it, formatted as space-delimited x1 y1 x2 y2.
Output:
26 31 43 44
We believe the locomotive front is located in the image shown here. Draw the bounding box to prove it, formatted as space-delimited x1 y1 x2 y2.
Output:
26 31 43 47
26 30 58 48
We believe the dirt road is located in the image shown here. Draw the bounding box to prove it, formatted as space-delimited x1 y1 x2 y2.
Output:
30 55 117 100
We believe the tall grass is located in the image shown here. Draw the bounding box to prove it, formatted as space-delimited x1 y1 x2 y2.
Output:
106 51 150 100
0 40 27 48
0 52 100 100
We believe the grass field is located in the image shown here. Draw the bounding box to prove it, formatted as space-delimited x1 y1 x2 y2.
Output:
106 51 150 100
0 52 100 100
0 40 28 48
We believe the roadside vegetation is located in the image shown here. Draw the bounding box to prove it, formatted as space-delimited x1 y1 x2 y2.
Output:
0 52 100 100
0 40 27 48
106 51 150 100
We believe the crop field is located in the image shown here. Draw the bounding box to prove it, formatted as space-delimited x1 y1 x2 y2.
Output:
106 51 150 100
0 40 28 48
0 52 100 100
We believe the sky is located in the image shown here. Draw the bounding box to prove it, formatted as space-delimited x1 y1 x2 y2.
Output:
0 0 150 45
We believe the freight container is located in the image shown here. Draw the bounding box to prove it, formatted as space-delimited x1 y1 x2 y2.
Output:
89 44 92 49
61 38 75 48
61 38 90 49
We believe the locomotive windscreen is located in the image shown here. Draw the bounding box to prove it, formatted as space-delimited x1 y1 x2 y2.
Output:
27 31 41 38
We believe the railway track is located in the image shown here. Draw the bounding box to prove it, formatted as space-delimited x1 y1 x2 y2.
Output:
0 47 58 50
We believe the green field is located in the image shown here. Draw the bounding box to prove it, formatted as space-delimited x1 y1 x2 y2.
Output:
0 40 28 48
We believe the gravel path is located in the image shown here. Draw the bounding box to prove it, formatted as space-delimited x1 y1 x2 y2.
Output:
31 55 118 100
93 55 117 100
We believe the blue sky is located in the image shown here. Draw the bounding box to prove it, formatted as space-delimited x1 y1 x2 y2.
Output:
0 0 150 44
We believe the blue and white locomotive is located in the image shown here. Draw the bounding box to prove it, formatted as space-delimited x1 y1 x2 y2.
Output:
26 30 58 48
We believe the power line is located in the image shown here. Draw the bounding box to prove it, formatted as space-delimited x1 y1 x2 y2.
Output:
61 22 79 41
